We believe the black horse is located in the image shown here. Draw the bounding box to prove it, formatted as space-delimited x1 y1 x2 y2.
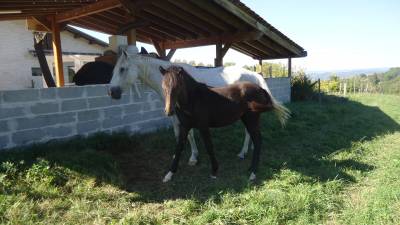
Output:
73 61 114 85
160 66 289 182
73 47 158 85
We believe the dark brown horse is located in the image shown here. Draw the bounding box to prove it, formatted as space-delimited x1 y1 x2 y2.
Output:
160 66 289 182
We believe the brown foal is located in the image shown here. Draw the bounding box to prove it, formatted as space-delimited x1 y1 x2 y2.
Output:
160 66 282 182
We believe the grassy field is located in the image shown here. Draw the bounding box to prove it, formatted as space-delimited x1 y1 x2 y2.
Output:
1 94 399 224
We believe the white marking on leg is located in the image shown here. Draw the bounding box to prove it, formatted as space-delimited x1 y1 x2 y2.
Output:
163 171 174 183
187 129 199 166
238 129 250 159
210 175 217 179
249 172 256 181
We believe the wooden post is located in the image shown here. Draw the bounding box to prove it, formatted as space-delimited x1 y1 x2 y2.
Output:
33 34 56 87
318 78 321 104
51 16 64 87
353 79 356 94
259 60 263 76
288 57 292 77
344 82 347 96
269 66 272 78
127 28 137 46
214 43 223 67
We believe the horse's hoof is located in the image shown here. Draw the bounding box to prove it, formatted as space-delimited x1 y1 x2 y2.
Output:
210 175 217 179
237 153 245 160
249 172 256 181
163 171 174 183
188 159 198 166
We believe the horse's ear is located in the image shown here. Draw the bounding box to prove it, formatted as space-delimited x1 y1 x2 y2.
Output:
159 66 166 75
122 50 128 58
140 47 148 54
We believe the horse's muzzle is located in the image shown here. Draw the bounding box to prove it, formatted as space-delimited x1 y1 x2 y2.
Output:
109 86 122 99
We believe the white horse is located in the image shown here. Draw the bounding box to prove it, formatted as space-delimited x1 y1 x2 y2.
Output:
108 46 289 166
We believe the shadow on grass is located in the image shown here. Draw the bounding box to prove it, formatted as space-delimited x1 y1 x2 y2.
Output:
1 95 399 203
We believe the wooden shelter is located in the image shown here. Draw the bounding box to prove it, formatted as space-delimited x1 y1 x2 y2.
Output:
0 0 306 87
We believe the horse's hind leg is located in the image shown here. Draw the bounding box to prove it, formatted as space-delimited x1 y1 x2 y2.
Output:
172 115 198 166
241 113 262 181
163 125 189 183
237 129 254 159
199 128 219 178
187 129 199 166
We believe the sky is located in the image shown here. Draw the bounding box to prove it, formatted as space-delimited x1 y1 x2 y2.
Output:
78 0 400 72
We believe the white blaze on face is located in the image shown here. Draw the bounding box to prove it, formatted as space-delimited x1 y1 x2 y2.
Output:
109 46 140 92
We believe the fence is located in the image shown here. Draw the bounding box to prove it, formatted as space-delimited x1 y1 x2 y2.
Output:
0 77 291 150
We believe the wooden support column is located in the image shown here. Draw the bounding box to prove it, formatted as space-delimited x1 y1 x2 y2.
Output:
127 29 137 46
214 43 223 67
153 40 166 58
51 16 64 87
165 49 176 61
288 57 292 77
259 59 263 75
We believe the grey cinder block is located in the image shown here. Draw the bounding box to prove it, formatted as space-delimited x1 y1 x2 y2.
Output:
0 135 10 149
77 120 101 133
102 116 124 129
61 99 87 112
12 128 45 145
16 112 75 130
3 89 39 103
86 85 108 97
0 120 9 133
77 110 100 122
104 106 123 118
123 103 142 114
31 102 59 115
40 88 57 100
58 87 84 99
0 107 25 120
45 125 73 138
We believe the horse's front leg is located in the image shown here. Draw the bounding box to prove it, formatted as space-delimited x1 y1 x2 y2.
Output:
199 128 218 178
163 125 189 183
171 115 198 166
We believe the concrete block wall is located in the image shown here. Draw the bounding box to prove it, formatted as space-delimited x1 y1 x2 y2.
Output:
0 77 291 149
266 77 291 103
0 84 170 149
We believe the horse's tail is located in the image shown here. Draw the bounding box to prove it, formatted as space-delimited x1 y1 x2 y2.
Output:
257 76 291 127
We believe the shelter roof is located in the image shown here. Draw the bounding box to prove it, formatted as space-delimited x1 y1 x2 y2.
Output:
0 0 306 59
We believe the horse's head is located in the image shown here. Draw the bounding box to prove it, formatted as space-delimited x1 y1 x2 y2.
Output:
160 66 188 116
109 46 140 99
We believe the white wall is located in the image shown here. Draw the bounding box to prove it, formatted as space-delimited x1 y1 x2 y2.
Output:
0 20 107 90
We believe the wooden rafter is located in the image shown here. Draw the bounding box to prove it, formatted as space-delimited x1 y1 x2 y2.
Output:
162 30 263 49
54 0 122 23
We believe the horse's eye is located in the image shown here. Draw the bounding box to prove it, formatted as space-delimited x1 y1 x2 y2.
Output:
120 68 125 73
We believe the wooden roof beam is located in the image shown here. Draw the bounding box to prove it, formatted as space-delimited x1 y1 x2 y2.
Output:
54 0 122 23
212 0 305 57
162 30 263 49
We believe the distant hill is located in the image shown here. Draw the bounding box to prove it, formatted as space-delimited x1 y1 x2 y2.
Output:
308 68 389 80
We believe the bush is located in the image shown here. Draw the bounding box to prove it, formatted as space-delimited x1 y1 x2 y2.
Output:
291 74 317 101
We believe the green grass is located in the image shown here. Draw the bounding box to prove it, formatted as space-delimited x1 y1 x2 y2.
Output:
1 94 400 224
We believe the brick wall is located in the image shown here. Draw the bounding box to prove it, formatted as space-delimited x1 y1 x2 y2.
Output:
0 77 291 150
266 77 291 103
0 84 170 149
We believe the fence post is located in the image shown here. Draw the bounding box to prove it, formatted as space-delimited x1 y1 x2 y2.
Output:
318 78 321 104
344 82 347 96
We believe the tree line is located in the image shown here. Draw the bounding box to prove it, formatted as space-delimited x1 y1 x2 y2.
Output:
320 67 400 95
